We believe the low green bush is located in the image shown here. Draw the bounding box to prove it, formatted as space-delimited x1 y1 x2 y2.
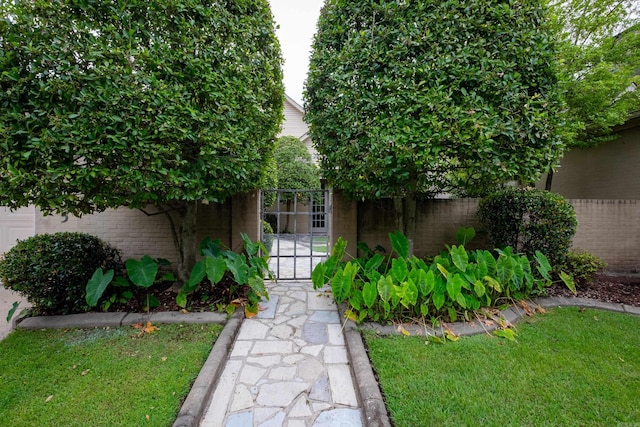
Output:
0 232 122 314
558 250 607 286
478 187 577 266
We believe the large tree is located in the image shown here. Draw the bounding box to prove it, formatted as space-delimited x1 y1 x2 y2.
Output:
305 0 565 253
273 135 320 232
0 0 284 282
545 0 640 189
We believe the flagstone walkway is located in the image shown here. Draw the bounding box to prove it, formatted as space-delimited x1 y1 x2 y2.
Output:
200 281 363 427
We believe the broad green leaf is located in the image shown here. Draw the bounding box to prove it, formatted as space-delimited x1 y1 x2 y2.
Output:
331 237 348 261
312 263 328 289
184 259 206 293
560 271 577 295
398 279 418 309
433 292 446 310
362 281 378 308
176 291 188 308
126 255 158 288
248 276 268 300
332 262 357 303
200 237 224 258
450 245 469 272
364 253 385 272
377 276 393 302
483 251 497 275
85 268 114 307
455 292 467 309
448 307 458 322
205 256 227 285
242 232 260 256
473 280 486 297
6 301 20 322
389 230 409 259
382 300 391 320
484 276 502 292
446 274 464 301
390 258 408 283
420 303 429 317
496 256 514 285
349 291 363 311
456 226 476 245
535 251 552 280
436 263 449 279
420 269 435 297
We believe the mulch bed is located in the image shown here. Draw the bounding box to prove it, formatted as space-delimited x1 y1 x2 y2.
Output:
545 273 640 307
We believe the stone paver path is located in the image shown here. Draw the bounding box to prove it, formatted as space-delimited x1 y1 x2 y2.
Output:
201 281 363 427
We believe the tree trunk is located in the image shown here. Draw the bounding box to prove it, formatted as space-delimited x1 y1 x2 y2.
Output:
284 199 292 233
393 196 417 256
166 201 199 284
545 167 554 191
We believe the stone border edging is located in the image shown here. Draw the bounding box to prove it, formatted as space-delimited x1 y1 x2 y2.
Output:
338 304 392 427
16 311 228 330
173 309 244 427
357 296 640 338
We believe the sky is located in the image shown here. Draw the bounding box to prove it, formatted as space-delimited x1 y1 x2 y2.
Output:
268 0 324 106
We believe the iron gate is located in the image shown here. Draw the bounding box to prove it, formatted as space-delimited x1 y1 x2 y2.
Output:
261 189 330 280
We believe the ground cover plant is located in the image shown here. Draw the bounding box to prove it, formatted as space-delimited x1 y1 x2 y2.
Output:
0 323 222 427
312 229 574 324
365 307 640 426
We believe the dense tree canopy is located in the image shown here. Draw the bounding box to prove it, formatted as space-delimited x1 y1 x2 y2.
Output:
0 0 284 280
548 0 640 148
305 0 565 249
274 136 320 192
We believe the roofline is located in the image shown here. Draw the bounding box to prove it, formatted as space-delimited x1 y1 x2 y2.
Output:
284 94 305 114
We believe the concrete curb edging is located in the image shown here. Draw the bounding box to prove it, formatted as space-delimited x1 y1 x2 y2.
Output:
358 296 640 338
172 310 244 427
16 311 228 330
338 304 392 427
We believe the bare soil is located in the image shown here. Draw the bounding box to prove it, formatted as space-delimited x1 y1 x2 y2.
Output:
546 273 640 307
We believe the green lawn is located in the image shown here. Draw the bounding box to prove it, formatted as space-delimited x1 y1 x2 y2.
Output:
365 307 640 427
0 323 222 427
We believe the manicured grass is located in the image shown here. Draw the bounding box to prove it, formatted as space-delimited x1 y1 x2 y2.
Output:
365 307 640 427
0 323 222 427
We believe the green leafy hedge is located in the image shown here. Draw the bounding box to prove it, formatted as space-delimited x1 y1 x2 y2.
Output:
313 231 574 324
478 187 577 266
0 232 122 314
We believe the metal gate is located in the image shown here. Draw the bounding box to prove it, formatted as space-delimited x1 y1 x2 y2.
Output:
261 188 330 280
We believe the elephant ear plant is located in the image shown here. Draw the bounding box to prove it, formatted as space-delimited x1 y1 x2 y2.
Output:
86 255 174 312
177 233 273 317
312 229 576 325
86 233 272 317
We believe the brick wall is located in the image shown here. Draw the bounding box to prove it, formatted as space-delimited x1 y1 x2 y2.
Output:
569 199 640 272
334 194 639 272
536 116 640 200
34 193 258 266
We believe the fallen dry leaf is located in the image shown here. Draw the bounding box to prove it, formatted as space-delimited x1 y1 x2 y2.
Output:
81 369 90 376
45 395 53 403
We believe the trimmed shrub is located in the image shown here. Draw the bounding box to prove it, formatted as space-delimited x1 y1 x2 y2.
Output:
478 187 577 266
558 250 607 286
0 232 122 314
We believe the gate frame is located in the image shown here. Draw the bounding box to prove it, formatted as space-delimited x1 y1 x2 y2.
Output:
261 188 331 280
